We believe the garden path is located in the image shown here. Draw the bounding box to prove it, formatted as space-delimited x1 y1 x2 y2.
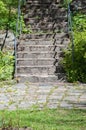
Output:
0 82 86 110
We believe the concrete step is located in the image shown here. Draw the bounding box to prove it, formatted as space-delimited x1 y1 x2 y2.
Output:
17 44 65 52
17 65 56 75
15 74 59 83
17 58 57 66
17 51 57 59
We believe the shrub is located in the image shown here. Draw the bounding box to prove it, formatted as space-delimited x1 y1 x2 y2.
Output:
0 51 14 81
62 13 86 83
63 38 86 83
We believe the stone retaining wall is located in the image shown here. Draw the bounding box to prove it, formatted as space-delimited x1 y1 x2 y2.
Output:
0 30 15 53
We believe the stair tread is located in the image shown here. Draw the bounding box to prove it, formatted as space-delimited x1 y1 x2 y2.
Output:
20 32 66 35
16 74 57 76
18 44 65 47
17 51 54 53
16 65 55 67
17 58 56 60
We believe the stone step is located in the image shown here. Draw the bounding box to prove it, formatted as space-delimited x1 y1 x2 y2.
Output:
17 51 56 58
26 10 67 17
25 4 57 11
17 65 56 75
22 4 63 15
30 28 61 33
25 4 64 11
24 16 67 23
17 58 57 66
26 0 59 4
17 44 65 52
19 40 54 45
19 33 67 40
19 38 69 45
15 74 59 83
30 21 67 32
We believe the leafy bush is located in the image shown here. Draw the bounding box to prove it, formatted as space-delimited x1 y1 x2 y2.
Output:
0 0 28 34
63 39 86 83
63 0 72 7
0 51 14 81
63 13 86 83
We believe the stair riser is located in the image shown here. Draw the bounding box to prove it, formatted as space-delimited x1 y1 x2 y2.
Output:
20 34 53 39
17 76 58 83
18 38 69 45
26 11 67 17
20 33 66 40
17 53 55 58
17 73 66 83
28 24 67 31
17 67 55 75
17 46 62 52
25 17 67 24
17 60 56 66
20 40 53 45
30 28 61 33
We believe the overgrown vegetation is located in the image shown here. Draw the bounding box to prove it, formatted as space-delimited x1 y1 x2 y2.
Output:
0 0 27 81
0 108 86 130
0 0 17 30
0 0 29 34
62 4 86 83
0 51 14 81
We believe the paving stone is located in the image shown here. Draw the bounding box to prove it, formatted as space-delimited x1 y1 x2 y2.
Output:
60 101 73 108
64 96 79 103
0 83 86 110
47 102 59 109
48 95 63 101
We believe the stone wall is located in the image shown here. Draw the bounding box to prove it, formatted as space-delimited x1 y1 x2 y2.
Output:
0 30 15 53
70 0 86 13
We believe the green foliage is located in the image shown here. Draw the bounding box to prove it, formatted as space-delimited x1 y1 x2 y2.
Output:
0 0 17 30
0 0 28 34
63 0 72 7
0 51 14 81
63 13 86 83
73 13 86 32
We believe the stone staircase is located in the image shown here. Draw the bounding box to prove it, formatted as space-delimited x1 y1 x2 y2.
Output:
16 0 70 83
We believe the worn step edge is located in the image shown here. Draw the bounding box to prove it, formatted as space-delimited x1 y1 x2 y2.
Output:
18 44 66 47
17 58 57 60
18 38 69 44
25 15 67 20
19 32 67 39
27 1 61 6
16 65 55 68
16 73 57 77
17 51 55 53
15 74 63 83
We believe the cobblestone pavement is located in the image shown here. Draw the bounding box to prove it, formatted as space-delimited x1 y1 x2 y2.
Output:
0 82 86 110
